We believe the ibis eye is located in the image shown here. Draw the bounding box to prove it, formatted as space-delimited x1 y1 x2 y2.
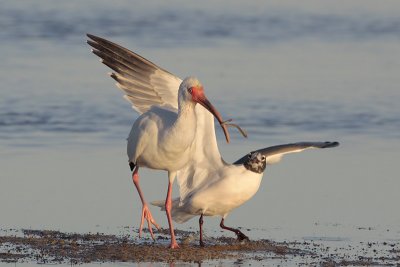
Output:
187 87 193 94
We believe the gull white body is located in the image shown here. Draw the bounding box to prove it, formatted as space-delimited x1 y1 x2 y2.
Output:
172 165 263 222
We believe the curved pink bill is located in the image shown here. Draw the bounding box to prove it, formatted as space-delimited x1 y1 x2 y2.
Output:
196 97 230 144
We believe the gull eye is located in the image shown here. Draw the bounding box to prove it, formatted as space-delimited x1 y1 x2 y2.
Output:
187 87 193 94
247 153 251 158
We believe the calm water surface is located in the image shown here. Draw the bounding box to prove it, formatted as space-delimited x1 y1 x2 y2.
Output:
1 1 400 265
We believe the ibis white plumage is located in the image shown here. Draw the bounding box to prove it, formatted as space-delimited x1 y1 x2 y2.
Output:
86 34 243 248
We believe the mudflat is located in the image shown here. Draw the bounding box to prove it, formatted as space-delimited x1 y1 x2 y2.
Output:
0 228 398 266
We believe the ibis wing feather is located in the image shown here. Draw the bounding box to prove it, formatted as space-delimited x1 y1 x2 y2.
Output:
87 34 182 113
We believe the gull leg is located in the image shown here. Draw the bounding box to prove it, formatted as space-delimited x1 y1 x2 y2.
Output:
166 171 179 249
132 165 160 240
219 218 249 241
199 214 205 247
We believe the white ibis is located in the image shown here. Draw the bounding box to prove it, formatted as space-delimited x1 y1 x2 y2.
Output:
86 34 245 249
152 141 339 246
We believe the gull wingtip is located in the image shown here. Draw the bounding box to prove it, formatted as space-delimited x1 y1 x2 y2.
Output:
323 141 340 148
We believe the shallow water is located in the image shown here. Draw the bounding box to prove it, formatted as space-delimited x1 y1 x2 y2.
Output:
1 1 400 266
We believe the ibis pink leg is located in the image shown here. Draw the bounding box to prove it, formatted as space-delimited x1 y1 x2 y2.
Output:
219 218 249 241
199 214 205 247
132 166 160 240
165 175 179 249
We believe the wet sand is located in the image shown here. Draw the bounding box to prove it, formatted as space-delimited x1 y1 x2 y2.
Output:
0 228 398 266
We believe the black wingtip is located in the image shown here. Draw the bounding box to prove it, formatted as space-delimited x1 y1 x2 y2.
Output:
86 34 98 48
322 141 340 148
129 162 136 172
86 33 103 43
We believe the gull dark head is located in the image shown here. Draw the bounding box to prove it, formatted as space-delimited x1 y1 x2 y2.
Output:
178 76 231 143
243 152 267 174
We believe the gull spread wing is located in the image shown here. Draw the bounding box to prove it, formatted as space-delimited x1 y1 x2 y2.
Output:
234 141 339 165
87 34 182 113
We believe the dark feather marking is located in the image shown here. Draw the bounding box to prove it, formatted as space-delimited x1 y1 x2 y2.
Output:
129 162 136 172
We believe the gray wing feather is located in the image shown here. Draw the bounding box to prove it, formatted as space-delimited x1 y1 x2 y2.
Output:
87 34 182 113
234 141 339 165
